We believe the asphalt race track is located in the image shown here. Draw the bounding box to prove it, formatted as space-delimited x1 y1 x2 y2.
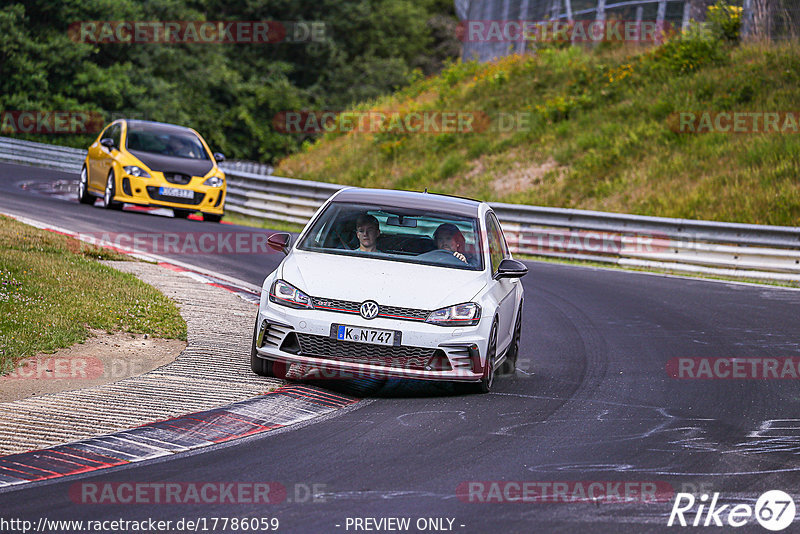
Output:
1 161 800 532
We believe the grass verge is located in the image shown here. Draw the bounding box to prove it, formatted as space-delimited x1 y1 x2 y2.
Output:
0 216 187 373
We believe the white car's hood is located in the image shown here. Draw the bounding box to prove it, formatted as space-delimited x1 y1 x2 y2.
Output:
280 250 487 310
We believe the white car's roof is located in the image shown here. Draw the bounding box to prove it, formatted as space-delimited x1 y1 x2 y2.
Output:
331 188 483 218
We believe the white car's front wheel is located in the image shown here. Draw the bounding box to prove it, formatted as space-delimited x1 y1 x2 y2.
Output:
471 320 497 394
499 303 522 375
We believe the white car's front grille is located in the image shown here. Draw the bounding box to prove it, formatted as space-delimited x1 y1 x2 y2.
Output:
310 297 430 322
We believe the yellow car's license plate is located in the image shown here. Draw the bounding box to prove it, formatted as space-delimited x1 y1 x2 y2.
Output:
160 187 194 199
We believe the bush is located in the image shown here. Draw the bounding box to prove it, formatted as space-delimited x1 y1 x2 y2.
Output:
706 1 743 42
644 28 726 76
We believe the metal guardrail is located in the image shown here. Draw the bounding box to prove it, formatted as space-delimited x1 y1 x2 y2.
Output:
1 136 799 282
221 160 273 176
0 136 85 173
499 223 800 281
490 202 800 248
0 136 270 177
224 170 344 225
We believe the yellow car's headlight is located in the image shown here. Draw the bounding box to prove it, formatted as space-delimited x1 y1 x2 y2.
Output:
204 176 224 187
124 166 150 178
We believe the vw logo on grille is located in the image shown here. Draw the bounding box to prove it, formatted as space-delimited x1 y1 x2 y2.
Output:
360 300 380 320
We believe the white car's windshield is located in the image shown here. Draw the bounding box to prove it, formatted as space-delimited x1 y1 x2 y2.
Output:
298 202 484 271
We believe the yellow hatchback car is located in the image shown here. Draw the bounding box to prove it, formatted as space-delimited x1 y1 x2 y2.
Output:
79 119 227 222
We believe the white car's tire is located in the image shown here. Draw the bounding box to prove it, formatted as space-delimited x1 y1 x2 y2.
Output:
499 303 522 375
469 320 497 394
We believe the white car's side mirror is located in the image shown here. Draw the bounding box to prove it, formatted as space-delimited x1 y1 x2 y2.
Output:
267 232 292 256
494 258 528 280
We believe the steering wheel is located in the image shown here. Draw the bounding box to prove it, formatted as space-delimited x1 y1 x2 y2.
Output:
332 226 355 250
422 249 469 265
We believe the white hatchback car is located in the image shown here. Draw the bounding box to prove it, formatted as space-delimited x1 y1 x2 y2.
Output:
251 188 526 393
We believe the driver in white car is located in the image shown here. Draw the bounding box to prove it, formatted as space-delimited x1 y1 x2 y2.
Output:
434 223 468 264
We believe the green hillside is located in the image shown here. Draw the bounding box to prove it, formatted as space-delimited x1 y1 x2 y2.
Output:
277 36 800 226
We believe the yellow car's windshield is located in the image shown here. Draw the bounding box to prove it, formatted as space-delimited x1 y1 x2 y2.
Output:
126 127 210 160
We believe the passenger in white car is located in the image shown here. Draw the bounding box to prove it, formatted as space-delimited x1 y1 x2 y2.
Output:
355 213 381 252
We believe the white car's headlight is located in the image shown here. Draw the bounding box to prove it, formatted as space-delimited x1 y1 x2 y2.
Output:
426 302 481 326
269 279 314 309
204 176 224 187
124 165 150 178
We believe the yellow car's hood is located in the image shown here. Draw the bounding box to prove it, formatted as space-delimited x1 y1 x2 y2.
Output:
128 149 214 177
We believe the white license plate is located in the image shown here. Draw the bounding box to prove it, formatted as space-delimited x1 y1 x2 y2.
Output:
334 325 396 346
160 187 194 199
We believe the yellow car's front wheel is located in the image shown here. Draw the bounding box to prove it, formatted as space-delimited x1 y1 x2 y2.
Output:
103 170 123 210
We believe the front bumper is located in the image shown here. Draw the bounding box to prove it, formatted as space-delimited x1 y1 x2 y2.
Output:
114 172 225 215
253 301 490 382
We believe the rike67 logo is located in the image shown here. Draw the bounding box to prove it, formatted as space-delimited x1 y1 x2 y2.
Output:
668 490 796 531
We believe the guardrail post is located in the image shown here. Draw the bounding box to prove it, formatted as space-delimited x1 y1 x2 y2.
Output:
742 0 754 38
501 0 512 55
657 0 667 35
518 0 530 54
551 0 562 20
596 0 606 23
681 1 691 32
636 6 644 41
